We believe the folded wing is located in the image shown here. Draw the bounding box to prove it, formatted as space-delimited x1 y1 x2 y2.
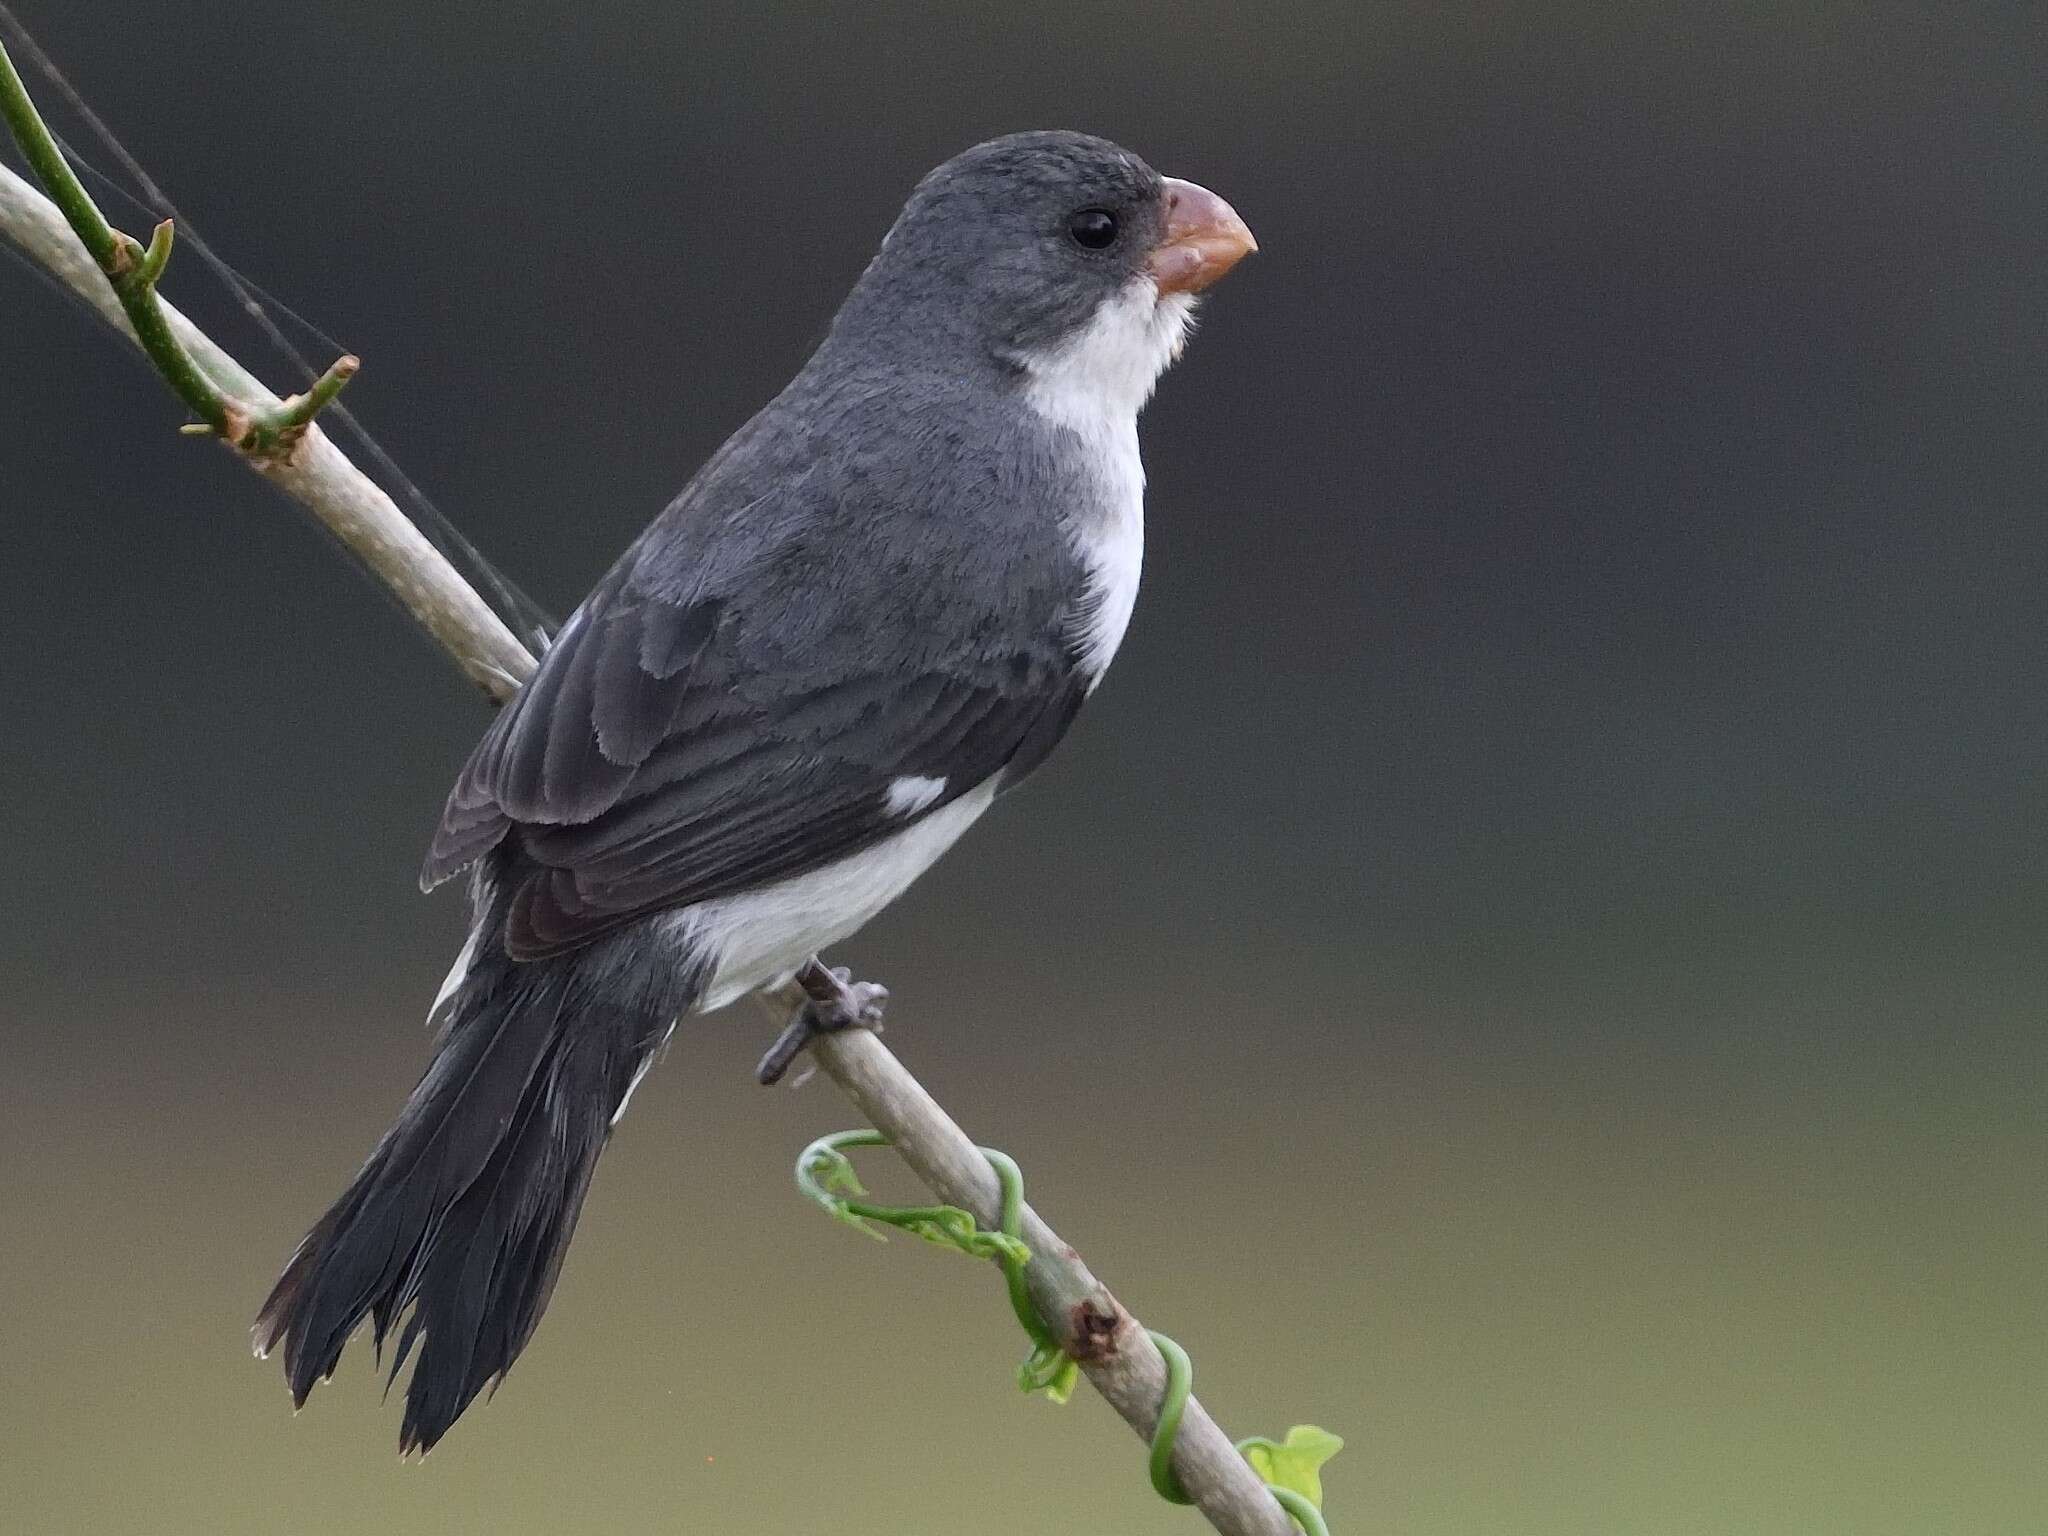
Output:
423 532 1085 959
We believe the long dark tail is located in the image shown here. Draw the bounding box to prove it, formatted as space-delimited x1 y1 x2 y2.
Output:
255 937 682 1452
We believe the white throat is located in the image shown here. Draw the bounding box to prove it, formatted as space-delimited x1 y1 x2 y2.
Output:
1020 282 1195 683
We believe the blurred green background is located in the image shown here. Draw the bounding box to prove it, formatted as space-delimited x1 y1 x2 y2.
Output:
2 2 2043 1532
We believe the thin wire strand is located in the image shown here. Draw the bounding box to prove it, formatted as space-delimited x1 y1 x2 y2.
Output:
0 2 556 648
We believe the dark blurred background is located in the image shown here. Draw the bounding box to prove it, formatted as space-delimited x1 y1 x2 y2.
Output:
3 2 2043 1532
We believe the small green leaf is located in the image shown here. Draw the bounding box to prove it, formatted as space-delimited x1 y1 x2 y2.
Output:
813 1149 868 1200
1041 1358 1079 1404
1018 1345 1079 1403
985 1232 1032 1267
1240 1425 1343 1510
900 1206 985 1255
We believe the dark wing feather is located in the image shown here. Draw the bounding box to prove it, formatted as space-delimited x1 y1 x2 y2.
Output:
422 537 1087 960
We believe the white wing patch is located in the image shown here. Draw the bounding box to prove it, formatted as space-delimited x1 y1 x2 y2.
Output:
429 926 482 1019
610 1021 676 1125
884 774 948 816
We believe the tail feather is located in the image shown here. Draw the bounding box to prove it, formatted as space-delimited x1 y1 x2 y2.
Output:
256 941 678 1452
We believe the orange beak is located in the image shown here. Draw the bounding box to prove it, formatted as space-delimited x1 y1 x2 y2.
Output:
1149 177 1257 295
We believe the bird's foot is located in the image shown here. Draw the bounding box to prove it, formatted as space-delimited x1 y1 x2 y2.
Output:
755 957 889 1086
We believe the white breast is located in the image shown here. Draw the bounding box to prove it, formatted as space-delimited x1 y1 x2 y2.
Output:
1021 282 1195 685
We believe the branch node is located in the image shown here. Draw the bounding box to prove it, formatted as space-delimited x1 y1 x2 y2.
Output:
1066 1297 1129 1362
240 354 360 461
137 217 174 286
107 231 141 278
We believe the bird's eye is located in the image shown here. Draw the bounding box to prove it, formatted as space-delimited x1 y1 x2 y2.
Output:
1067 208 1120 250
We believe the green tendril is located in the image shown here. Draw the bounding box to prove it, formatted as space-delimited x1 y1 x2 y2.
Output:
1149 1330 1195 1503
795 1129 1338 1532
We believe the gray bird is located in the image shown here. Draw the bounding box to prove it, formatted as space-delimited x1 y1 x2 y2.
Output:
254 129 1255 1451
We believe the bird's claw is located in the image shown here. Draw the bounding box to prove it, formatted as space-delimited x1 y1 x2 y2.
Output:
755 958 888 1085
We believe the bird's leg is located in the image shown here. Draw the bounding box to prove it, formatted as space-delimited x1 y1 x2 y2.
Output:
754 957 889 1086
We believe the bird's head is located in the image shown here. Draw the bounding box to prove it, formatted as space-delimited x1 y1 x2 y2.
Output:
833 131 1256 416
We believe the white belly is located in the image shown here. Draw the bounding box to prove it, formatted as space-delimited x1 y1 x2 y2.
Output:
674 779 997 1011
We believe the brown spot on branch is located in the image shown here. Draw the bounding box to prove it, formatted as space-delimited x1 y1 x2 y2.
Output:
1066 1296 1128 1361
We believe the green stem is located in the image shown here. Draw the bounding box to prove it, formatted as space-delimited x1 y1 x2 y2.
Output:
0 34 223 429
0 30 353 450
0 29 112 265
279 354 360 429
